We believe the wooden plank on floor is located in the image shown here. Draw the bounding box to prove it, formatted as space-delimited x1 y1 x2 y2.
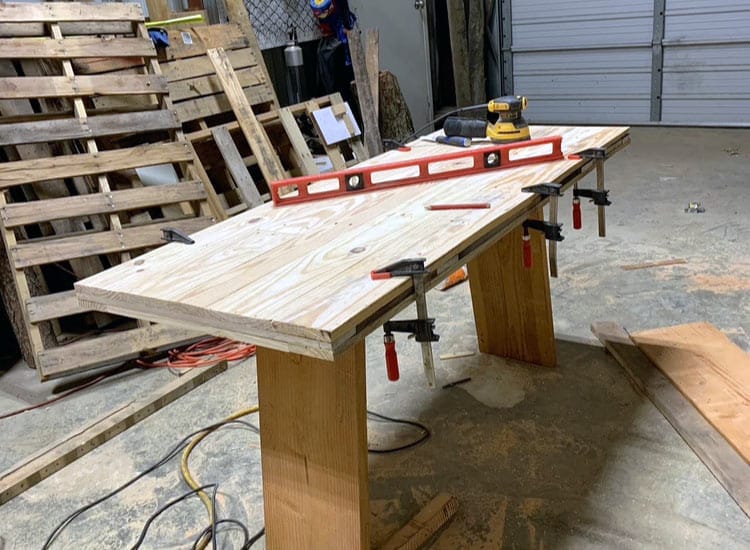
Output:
0 74 168 99
379 493 459 550
10 217 214 269
592 321 750 519
0 361 226 505
0 37 155 59
207 47 286 184
631 322 750 464
0 110 180 146
1 181 207 227
0 142 194 188
211 126 263 208
0 2 144 22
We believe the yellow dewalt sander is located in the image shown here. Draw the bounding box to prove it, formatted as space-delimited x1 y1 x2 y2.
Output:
443 96 531 143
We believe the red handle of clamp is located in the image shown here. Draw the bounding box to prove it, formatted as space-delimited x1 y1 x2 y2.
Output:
384 336 399 381
573 197 582 230
522 233 532 269
371 271 392 280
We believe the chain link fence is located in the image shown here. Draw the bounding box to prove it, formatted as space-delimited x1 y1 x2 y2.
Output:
245 0 321 49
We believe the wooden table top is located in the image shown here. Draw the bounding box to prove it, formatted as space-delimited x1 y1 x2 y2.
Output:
76 125 630 359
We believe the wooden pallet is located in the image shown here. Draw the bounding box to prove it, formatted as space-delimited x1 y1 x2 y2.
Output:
0 2 225 380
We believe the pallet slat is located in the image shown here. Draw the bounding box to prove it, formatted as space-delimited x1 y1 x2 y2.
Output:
161 47 258 82
26 291 83 323
0 3 143 22
11 217 214 269
168 67 263 102
0 142 194 188
0 110 180 146
0 37 154 59
173 86 275 123
1 181 207 227
0 74 168 99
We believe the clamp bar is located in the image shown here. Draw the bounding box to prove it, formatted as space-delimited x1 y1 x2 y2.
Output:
522 182 563 277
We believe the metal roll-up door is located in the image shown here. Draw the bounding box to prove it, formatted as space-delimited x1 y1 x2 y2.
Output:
661 1 750 124
507 0 654 124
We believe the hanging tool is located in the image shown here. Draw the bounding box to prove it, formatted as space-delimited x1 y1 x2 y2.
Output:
371 258 439 387
520 183 564 276
569 148 610 236
271 135 563 206
443 96 531 143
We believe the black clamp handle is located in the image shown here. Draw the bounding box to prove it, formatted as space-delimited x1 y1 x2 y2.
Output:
574 187 611 206
523 219 564 242
161 227 195 245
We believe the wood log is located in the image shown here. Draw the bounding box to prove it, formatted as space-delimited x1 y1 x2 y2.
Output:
378 71 415 144
0 245 53 369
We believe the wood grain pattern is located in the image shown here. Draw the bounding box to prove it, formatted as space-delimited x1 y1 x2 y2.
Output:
0 142 193 188
76 126 629 359
592 321 750 518
0 37 155 59
0 74 167 98
207 47 286 183
0 2 143 22
257 343 368 549
12 217 213 268
1 181 206 227
468 207 557 367
632 323 750 464
0 110 180 146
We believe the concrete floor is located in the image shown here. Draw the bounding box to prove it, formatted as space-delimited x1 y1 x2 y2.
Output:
1 127 749 548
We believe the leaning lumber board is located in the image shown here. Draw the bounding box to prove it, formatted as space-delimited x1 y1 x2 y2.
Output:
631 323 750 464
0 142 194 188
592 321 750 518
446 0 471 107
207 47 286 184
346 28 382 157
0 37 155 59
11 217 214 268
0 110 181 146
1 181 207 227
0 2 143 22
379 493 459 550
0 74 168 98
0 361 227 505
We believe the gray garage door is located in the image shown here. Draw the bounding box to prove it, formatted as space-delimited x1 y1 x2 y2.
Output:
501 0 750 125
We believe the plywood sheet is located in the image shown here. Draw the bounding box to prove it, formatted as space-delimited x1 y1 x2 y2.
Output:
77 126 629 358
632 322 750 464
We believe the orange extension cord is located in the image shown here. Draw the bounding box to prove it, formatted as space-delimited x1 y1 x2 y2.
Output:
136 337 256 369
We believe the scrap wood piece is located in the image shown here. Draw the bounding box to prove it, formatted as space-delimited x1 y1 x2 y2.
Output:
211 125 264 207
379 493 459 550
621 258 687 271
207 46 286 185
591 321 750 518
631 322 750 464
365 28 379 121
346 27 383 157
0 361 228 506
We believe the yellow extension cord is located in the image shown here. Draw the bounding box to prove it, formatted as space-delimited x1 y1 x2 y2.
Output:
181 406 260 549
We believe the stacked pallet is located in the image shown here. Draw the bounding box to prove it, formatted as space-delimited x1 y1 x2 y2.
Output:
0 2 225 380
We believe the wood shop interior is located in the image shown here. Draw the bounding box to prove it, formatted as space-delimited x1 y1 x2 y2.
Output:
1 1 749 548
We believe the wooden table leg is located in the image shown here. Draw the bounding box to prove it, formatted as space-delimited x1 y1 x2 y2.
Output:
256 342 369 549
467 207 557 367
